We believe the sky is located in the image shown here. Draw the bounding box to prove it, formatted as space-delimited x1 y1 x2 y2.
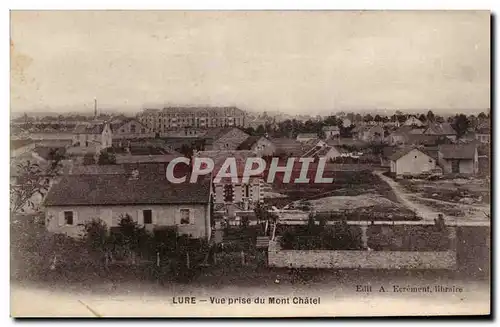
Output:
10 11 490 116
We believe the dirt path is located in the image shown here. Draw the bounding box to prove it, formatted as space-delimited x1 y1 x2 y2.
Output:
373 171 448 222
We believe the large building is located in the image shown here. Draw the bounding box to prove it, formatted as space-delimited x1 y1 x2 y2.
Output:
137 107 247 133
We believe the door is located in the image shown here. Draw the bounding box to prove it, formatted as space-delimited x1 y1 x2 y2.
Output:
451 160 460 173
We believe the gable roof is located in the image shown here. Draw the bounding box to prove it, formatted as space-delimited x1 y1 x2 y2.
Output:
203 127 242 140
425 122 457 135
44 174 211 206
237 136 263 150
73 123 106 134
110 118 147 132
389 147 434 161
68 164 126 175
33 147 67 161
322 126 340 132
296 133 318 139
438 144 477 159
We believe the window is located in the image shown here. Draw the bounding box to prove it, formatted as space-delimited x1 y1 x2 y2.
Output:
130 125 136 133
180 209 190 224
244 184 250 198
64 211 74 225
143 209 153 224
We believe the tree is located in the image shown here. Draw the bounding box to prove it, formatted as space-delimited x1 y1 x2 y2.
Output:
435 115 445 123
452 114 470 137
98 150 116 165
426 110 435 122
83 218 112 267
113 214 150 264
477 112 487 120
418 114 427 123
255 124 266 135
10 159 61 216
354 114 362 123
363 114 374 122
374 115 382 123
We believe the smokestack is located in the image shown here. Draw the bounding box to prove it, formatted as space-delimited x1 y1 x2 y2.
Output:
94 98 97 119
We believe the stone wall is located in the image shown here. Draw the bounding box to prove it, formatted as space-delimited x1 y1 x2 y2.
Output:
268 240 457 269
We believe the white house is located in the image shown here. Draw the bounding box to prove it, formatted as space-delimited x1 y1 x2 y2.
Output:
322 126 340 139
342 118 352 127
71 122 113 154
43 173 212 239
389 147 437 176
237 136 276 157
296 133 318 142
438 144 478 175
111 118 154 139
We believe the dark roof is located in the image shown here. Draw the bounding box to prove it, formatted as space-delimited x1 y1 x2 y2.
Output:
73 123 105 134
439 144 477 159
322 126 340 131
389 147 434 161
44 174 211 206
203 127 239 140
11 139 34 150
425 122 457 135
68 164 126 175
407 134 452 146
296 133 318 139
115 154 179 164
110 118 146 132
237 136 262 150
33 147 66 160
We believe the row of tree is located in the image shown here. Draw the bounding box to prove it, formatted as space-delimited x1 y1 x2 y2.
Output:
243 111 488 139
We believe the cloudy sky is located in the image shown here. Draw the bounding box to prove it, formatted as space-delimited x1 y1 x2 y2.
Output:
10 11 490 115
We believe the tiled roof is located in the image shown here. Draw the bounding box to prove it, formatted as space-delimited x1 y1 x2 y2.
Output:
296 133 318 139
203 127 240 140
237 136 262 150
115 154 180 164
44 174 211 206
389 147 434 161
438 144 477 159
322 126 340 132
425 122 457 135
68 164 126 175
73 123 105 134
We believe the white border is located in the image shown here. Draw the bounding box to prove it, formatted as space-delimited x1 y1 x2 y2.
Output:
3 1 497 325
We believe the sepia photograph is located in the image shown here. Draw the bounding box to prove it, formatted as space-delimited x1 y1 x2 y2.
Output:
9 10 491 317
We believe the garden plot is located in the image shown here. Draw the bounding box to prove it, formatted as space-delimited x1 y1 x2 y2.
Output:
307 194 408 212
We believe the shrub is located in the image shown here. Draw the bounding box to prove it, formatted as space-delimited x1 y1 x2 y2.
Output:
279 221 363 250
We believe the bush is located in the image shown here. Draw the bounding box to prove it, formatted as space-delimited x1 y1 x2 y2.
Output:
279 221 363 250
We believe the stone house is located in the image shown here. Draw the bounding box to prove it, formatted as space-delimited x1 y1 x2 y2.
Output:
423 123 457 142
43 173 212 239
322 126 340 139
237 136 276 157
353 125 385 143
203 127 250 151
72 122 113 152
296 133 318 142
111 118 154 139
438 144 478 175
389 147 437 176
